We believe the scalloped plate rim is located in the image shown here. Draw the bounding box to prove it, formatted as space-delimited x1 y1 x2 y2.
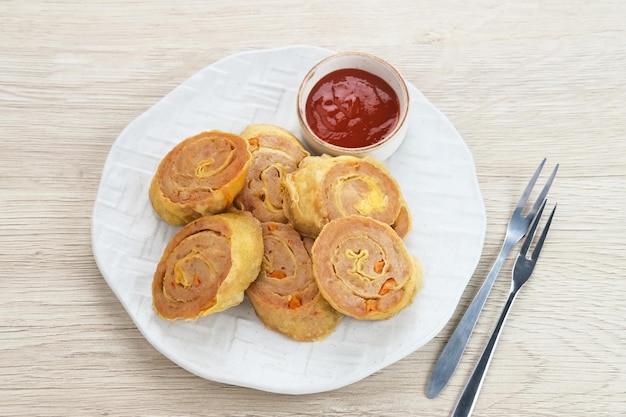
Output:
91 45 486 395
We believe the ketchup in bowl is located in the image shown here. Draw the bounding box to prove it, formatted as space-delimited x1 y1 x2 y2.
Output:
304 68 400 149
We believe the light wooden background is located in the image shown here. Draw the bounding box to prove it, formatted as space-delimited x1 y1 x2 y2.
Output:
2 1 625 416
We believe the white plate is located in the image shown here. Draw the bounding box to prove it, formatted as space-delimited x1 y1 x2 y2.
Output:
91 45 486 395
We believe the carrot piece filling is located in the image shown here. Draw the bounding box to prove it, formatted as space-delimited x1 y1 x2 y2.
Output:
288 296 302 309
365 299 378 312
378 278 397 295
268 270 286 279
248 137 259 149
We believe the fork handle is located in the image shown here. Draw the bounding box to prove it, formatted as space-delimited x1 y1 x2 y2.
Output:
427 239 514 398
451 290 518 417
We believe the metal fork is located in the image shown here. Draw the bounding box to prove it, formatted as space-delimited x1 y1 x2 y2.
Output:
427 159 558 398
451 200 557 417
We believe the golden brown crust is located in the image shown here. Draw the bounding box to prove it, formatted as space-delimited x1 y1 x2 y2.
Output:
311 215 422 320
152 211 263 320
246 222 342 341
149 125 420 339
233 124 309 223
391 203 412 239
282 154 411 237
149 130 251 225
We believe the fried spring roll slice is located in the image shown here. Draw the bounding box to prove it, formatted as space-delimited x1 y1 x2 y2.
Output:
149 130 251 225
312 215 422 320
152 211 263 320
233 124 309 223
282 154 411 238
246 222 342 341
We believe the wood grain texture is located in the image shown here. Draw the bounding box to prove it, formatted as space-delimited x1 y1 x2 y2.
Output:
1 0 625 415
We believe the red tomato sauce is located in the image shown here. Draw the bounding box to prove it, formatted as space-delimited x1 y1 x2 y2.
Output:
305 68 400 148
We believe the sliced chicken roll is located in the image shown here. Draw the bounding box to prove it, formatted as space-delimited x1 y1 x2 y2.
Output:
152 211 263 320
247 222 342 341
282 154 411 238
233 124 309 223
311 215 422 320
149 130 251 225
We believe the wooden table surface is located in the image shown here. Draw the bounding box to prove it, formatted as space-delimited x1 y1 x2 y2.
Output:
2 1 625 415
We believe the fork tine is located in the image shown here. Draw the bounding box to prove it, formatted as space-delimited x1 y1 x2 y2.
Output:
527 162 559 219
520 199 547 257
531 203 557 261
515 158 546 211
